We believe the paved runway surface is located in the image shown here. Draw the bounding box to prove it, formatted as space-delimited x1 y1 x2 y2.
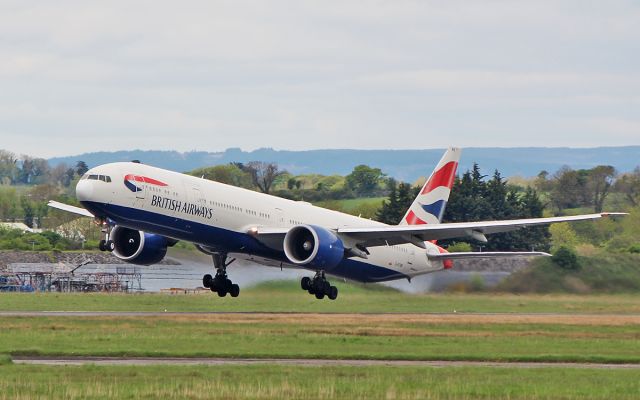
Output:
2 311 639 317
11 356 640 369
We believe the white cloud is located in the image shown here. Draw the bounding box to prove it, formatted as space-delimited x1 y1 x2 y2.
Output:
0 0 638 157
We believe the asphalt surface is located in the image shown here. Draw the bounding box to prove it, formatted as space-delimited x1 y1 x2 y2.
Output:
2 311 639 317
11 356 640 369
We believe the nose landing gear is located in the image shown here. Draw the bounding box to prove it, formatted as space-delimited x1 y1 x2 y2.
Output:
301 271 338 300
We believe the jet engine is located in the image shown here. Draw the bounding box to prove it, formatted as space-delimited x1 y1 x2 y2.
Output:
283 225 344 270
110 226 169 265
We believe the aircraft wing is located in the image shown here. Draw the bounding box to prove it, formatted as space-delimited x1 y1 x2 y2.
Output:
47 200 94 218
337 213 626 248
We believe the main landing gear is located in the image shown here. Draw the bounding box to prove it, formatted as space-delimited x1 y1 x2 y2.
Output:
202 253 240 298
301 271 338 300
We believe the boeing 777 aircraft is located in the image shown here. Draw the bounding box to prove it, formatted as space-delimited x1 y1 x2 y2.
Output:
49 148 622 300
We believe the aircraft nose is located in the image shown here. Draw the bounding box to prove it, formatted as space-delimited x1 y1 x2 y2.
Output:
76 179 94 202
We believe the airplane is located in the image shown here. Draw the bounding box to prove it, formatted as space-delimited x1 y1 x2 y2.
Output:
48 147 624 300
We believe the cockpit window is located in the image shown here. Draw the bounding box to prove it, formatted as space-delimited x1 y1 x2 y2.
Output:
87 174 112 183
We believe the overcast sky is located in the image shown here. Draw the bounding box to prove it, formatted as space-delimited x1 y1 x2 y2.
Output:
1 0 638 158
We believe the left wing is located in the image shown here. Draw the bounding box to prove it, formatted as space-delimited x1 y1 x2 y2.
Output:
47 200 94 218
337 213 626 248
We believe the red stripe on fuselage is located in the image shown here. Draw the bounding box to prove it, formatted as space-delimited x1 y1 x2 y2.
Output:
124 174 168 187
421 161 458 195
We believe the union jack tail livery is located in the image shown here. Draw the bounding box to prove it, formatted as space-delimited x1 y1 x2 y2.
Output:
400 147 461 226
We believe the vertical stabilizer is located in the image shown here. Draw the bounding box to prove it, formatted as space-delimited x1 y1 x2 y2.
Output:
400 147 461 225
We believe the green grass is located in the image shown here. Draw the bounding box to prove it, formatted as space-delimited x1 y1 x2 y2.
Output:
1 281 640 313
1 314 639 363
498 252 640 293
0 364 638 399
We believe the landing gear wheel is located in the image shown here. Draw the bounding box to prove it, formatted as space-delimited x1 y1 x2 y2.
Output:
303 271 339 301
328 286 338 300
207 253 239 299
98 240 107 252
106 240 115 252
301 277 311 291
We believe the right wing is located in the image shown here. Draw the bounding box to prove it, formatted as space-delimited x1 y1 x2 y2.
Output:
338 213 627 248
47 200 94 218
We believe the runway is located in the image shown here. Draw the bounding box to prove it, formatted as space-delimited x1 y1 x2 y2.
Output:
11 356 640 369
2 310 639 317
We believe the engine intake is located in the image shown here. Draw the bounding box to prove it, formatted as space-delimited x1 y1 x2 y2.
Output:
283 225 344 270
110 226 168 265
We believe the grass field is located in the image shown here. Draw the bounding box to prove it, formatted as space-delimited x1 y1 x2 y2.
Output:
1 313 639 363
1 363 639 400
2 281 640 313
2 286 640 398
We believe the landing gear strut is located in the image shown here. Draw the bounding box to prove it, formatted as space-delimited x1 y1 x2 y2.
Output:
98 221 114 252
202 253 240 298
301 271 338 300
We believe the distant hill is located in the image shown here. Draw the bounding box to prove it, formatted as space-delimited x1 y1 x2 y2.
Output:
48 146 640 182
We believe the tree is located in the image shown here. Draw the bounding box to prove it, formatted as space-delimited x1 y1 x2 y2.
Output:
376 179 400 224
244 161 286 194
0 150 18 185
75 161 89 176
191 164 254 189
615 167 640 207
588 165 616 213
345 165 385 196
443 163 549 251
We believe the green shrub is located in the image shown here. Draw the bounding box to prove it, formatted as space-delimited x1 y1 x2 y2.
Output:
552 246 580 270
447 242 472 252
627 244 640 254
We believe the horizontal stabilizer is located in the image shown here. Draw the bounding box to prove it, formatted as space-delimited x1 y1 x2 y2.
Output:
427 251 551 261
47 200 94 218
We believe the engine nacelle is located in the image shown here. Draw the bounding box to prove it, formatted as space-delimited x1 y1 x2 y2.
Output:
283 225 344 270
110 226 168 265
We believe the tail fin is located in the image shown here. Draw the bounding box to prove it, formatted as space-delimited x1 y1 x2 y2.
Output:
400 147 461 226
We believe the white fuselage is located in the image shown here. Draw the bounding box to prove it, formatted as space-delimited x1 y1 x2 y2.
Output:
77 162 445 282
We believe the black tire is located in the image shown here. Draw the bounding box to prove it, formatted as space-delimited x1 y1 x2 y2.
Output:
307 288 315 295
98 240 106 252
323 281 331 294
328 286 338 300
230 284 240 297
315 291 325 300
218 289 227 297
106 240 115 252
301 277 311 291
203 274 213 288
